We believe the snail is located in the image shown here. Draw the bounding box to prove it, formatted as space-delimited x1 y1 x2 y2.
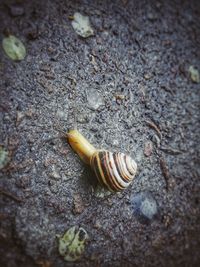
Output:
67 129 137 192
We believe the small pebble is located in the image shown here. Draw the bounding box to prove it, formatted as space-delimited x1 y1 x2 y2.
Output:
49 182 59 194
56 109 67 120
77 113 89 123
87 88 104 110
49 170 61 180
147 12 157 21
94 185 111 198
144 141 153 157
144 73 151 80
71 12 94 38
130 191 158 224
16 111 25 126
94 220 101 229
16 176 31 189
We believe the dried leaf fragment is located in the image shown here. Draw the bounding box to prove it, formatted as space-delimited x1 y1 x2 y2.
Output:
0 189 23 202
189 66 200 83
58 226 89 262
73 193 85 214
160 157 171 190
2 35 26 61
36 260 52 267
71 12 94 38
160 146 183 155
146 120 162 139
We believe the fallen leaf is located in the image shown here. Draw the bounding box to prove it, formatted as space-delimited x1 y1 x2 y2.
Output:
58 226 89 262
189 66 200 83
0 146 10 170
2 35 26 61
71 12 94 38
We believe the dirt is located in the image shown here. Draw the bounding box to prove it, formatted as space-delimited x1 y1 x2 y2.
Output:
0 0 200 266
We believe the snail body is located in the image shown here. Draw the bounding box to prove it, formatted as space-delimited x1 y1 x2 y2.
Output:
67 129 137 192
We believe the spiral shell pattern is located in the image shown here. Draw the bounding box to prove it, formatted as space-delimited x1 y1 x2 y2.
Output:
90 150 137 191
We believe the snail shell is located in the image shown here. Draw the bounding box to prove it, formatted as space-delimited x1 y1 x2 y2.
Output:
90 150 137 191
67 129 137 192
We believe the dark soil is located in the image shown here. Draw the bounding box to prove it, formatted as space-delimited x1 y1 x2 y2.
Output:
0 0 200 266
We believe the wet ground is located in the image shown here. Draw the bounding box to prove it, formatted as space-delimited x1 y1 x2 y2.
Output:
0 0 200 266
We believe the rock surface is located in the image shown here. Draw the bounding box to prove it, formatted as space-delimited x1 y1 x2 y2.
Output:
0 0 200 266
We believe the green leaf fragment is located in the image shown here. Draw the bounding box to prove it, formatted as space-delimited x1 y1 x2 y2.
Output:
2 35 26 61
72 12 94 38
58 226 89 262
189 66 200 83
0 146 10 170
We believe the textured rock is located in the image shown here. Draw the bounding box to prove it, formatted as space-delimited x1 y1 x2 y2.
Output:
130 191 158 224
0 0 200 267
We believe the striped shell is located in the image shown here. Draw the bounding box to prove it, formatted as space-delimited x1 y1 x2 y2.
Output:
90 150 137 191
